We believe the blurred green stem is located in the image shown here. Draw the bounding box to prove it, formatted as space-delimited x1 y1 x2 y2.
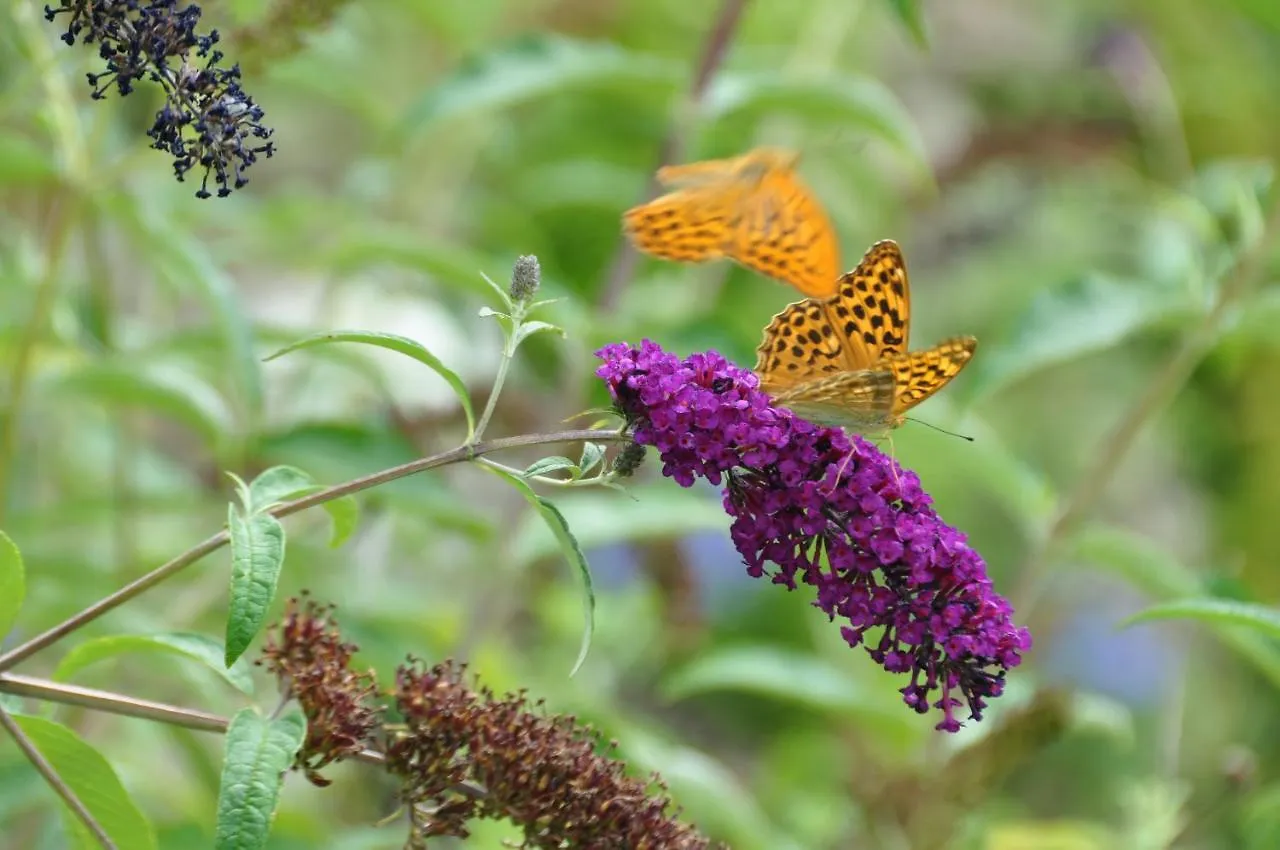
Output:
0 2 91 524
0 700 117 850
0 428 628 671
475 457 616 488
0 196 74 524
1015 194 1280 614
470 300 530 444
596 0 750 315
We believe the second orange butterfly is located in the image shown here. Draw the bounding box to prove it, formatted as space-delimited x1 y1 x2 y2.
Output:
622 147 842 299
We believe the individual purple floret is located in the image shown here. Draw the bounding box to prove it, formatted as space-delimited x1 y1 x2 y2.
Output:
596 340 1031 732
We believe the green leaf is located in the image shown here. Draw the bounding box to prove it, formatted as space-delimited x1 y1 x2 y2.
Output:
522 456 580 479
11 715 157 850
1124 598 1280 638
577 442 606 477
243 466 360 548
960 273 1195 403
662 646 912 731
484 465 594 677
225 508 286 667
0 530 24 637
53 633 255 695
477 271 514 309
398 35 681 138
884 0 929 46
1069 523 1201 599
214 708 307 850
264 330 475 436
246 466 316 513
1072 524 1280 689
513 320 565 347
512 483 728 566
44 362 231 450
318 495 360 549
701 72 928 166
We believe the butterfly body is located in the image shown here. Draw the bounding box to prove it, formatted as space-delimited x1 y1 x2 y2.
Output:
755 240 976 435
623 147 841 298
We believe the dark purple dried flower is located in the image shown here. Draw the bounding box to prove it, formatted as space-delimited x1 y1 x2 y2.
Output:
44 1 273 198
596 340 1031 732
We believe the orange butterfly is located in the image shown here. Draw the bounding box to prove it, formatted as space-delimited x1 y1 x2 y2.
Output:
755 240 976 434
622 147 842 299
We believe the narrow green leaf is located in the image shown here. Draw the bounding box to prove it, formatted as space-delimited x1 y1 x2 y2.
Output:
214 708 307 850
263 330 475 436
399 35 681 138
12 715 157 850
246 466 316 513
884 0 929 46
1072 524 1280 689
1124 598 1280 637
1069 523 1200 598
523 456 580 479
512 483 728 567
319 495 360 549
960 273 1195 403
53 633 255 695
0 530 24 637
484 466 594 676
225 508 286 667
577 442 606 477
478 271 514 309
242 466 360 548
513 320 565 347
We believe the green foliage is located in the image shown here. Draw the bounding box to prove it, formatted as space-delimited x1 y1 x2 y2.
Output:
3 0 1280 848
214 708 307 850
11 715 157 850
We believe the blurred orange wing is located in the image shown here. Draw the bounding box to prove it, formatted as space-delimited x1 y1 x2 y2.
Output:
623 148 841 298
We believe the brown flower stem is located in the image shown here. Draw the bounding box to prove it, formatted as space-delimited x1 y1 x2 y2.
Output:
0 673 488 798
0 428 628 672
597 0 751 315
0 673 228 734
0 700 118 850
1014 196 1280 614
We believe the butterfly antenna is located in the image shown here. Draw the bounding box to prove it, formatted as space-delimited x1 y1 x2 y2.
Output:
905 417 975 442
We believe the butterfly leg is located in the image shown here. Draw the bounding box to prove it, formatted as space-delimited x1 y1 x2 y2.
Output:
883 432 903 492
821 443 859 496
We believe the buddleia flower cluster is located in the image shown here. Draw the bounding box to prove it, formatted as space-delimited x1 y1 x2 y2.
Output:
596 340 1031 732
44 0 273 198
258 597 720 848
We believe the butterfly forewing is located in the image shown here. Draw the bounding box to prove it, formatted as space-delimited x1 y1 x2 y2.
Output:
828 240 911 360
754 299 849 391
884 336 977 416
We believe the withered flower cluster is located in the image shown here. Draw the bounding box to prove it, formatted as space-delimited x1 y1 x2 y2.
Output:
260 597 720 849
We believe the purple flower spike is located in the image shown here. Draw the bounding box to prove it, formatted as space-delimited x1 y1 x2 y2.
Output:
596 340 1031 732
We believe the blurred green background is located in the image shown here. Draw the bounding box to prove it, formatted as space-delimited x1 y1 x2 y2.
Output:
3 0 1280 847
